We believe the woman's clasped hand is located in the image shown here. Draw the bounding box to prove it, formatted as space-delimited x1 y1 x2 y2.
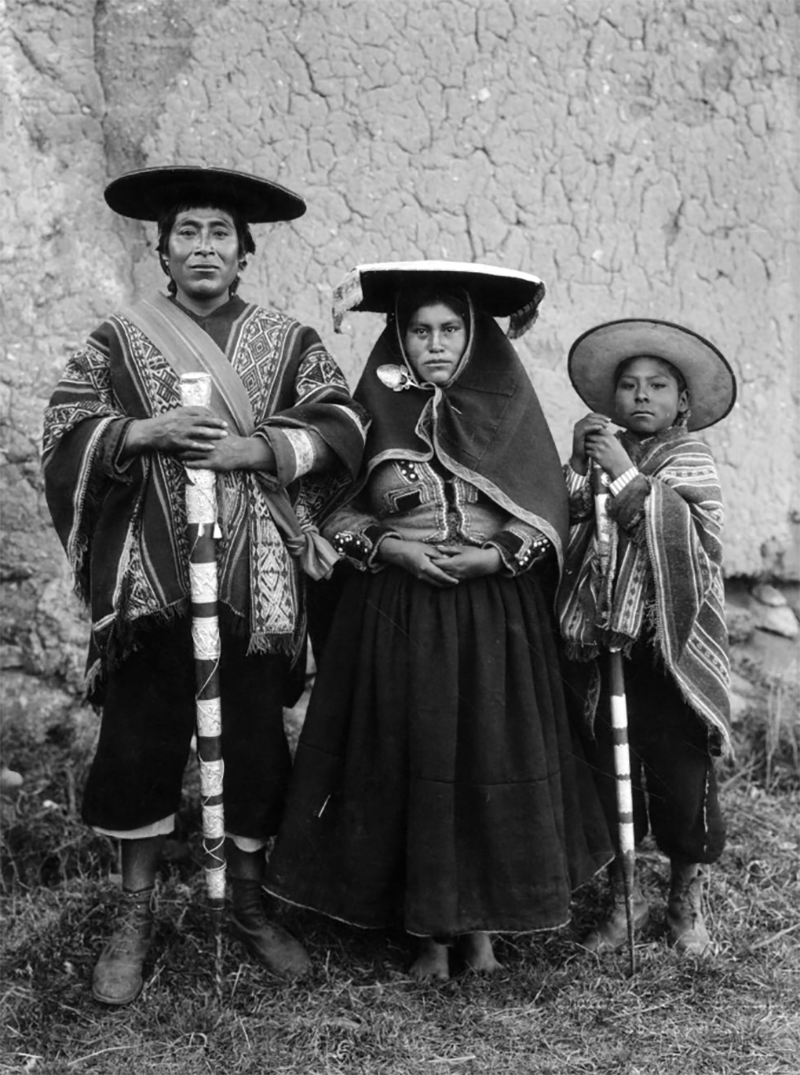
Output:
379 537 502 585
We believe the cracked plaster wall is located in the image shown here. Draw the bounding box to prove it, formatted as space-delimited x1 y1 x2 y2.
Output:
1 0 798 723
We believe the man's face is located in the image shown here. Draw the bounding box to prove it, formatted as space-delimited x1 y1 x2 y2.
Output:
166 207 241 311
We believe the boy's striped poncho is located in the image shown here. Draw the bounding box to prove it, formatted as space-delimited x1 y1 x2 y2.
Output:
556 426 731 752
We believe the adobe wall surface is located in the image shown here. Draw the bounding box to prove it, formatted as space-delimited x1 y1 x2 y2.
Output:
1 0 798 719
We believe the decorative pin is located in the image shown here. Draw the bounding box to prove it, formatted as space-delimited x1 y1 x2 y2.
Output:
376 364 413 391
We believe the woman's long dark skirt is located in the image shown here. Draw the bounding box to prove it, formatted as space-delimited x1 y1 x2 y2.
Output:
265 566 612 937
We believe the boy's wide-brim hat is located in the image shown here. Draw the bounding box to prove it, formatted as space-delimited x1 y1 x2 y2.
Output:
104 166 306 223
332 260 546 339
568 318 737 431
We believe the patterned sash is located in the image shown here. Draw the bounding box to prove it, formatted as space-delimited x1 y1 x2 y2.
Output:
118 293 256 433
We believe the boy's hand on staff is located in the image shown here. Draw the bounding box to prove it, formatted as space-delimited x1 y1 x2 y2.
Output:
570 413 612 474
584 423 634 480
379 537 459 587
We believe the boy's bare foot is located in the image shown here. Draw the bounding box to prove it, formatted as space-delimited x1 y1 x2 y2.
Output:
409 937 450 981
459 931 503 973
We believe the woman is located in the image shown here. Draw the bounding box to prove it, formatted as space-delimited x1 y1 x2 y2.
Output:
265 262 612 980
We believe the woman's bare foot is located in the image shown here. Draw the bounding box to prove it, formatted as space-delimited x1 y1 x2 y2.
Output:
409 937 450 981
459 931 503 973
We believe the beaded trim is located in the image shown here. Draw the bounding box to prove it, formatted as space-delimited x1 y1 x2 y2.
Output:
332 529 373 564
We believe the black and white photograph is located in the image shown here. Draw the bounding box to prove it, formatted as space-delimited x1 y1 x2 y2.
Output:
1 1 797 1072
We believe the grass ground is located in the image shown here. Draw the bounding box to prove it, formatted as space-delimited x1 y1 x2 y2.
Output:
1 640 798 1075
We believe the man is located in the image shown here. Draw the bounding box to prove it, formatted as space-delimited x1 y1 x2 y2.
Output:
43 166 368 1004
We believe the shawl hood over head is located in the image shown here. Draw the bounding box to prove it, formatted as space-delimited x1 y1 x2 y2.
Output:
352 298 568 567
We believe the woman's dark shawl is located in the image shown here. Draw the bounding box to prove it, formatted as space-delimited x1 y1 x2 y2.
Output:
353 310 568 567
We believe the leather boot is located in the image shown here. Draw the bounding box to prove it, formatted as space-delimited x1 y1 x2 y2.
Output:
583 859 649 954
667 860 711 956
229 879 311 979
92 887 155 1005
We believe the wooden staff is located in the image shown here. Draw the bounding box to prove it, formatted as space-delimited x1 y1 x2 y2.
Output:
179 372 226 997
591 462 637 977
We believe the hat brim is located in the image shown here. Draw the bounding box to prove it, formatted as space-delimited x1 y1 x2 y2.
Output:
104 166 306 223
568 319 737 431
333 261 545 339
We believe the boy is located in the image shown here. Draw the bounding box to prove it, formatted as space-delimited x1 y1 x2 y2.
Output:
557 318 737 956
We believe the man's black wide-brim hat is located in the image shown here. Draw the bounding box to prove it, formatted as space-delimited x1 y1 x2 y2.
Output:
104 166 306 223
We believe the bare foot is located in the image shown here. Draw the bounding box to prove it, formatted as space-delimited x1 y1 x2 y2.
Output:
409 937 450 981
459 932 503 973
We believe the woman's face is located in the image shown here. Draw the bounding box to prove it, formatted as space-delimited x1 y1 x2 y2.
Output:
614 356 689 437
166 207 241 312
403 302 468 385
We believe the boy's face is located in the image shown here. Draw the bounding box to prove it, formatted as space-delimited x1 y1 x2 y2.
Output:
613 356 689 438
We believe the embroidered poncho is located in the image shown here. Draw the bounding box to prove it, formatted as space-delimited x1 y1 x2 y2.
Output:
42 295 367 698
556 427 731 750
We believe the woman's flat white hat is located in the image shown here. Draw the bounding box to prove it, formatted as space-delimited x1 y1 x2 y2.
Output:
332 260 546 338
568 318 737 431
